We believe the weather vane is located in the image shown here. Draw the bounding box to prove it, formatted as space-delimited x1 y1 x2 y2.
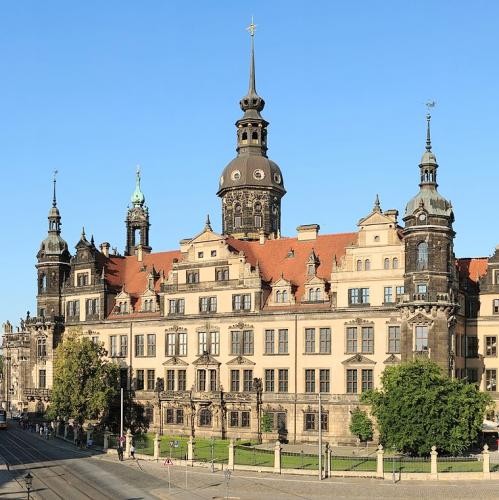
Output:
53 169 58 181
425 100 436 113
247 16 256 37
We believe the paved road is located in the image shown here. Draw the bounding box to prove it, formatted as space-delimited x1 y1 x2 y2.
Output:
2 425 499 499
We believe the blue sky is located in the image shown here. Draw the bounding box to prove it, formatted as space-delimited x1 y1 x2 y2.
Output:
1 1 498 326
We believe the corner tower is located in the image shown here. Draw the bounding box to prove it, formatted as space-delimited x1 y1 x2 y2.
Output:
217 20 286 240
125 166 151 256
36 172 71 318
398 112 458 373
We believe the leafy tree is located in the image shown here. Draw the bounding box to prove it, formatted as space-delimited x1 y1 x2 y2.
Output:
349 407 374 442
104 389 150 435
47 329 119 426
261 412 273 433
362 359 492 456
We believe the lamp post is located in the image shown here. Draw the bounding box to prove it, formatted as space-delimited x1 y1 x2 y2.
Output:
24 471 33 499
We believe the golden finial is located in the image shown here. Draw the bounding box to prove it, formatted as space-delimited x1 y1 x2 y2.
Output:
247 16 256 37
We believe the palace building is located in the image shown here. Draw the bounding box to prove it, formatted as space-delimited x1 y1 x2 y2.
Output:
2 26 498 444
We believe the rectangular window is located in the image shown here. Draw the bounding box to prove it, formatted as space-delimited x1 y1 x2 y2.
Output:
466 368 478 383
319 328 331 354
167 333 176 356
346 369 357 394
198 332 207 355
278 369 288 393
187 270 199 284
265 329 275 354
176 409 184 424
361 369 373 392
361 327 374 354
85 298 99 316
319 369 330 393
230 411 239 427
305 369 316 393
136 369 144 390
361 288 370 304
265 369 275 392
110 335 118 357
147 334 156 357
209 369 217 391
135 335 144 357
321 413 328 431
39 369 46 389
215 267 229 281
346 327 357 353
417 284 428 294
210 331 220 356
278 329 288 354
348 288 359 305
486 336 497 357
305 413 316 431
230 370 240 392
396 286 405 299
165 408 174 424
147 369 155 390
166 370 175 391
178 370 186 391
231 331 241 355
233 294 251 311
243 369 253 392
305 328 315 353
493 299 499 314
197 369 206 392
120 335 128 357
199 296 217 313
91 336 99 344
486 369 497 391
466 336 479 358
384 287 393 304
388 326 400 353
169 299 185 315
241 411 250 428
415 326 429 352
242 330 254 355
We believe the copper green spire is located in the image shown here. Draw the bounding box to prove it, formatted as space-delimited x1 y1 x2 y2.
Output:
52 169 58 207
247 16 257 96
131 165 145 207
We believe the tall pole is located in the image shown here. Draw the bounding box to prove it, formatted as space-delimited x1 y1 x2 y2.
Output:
318 392 322 480
120 387 124 440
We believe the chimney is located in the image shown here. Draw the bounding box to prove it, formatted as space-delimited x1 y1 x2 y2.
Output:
100 242 110 257
297 224 320 241
384 209 399 223
137 244 143 262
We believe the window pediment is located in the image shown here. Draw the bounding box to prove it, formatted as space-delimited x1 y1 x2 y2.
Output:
407 312 433 326
193 353 221 366
163 356 189 367
384 354 401 364
344 318 373 326
229 322 253 330
226 356 255 366
342 354 376 365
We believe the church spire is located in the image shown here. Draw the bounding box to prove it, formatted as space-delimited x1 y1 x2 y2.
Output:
47 170 61 235
419 107 438 189
131 165 145 207
247 17 257 96
52 169 58 208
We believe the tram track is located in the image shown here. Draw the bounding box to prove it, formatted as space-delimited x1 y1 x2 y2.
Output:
0 428 116 500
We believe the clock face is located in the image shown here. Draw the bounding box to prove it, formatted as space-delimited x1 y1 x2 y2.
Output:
419 213 426 222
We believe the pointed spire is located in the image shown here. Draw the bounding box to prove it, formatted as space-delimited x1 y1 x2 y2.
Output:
131 165 145 207
81 226 86 239
425 113 432 152
247 16 257 96
373 194 381 213
204 214 212 231
90 234 95 246
52 170 58 207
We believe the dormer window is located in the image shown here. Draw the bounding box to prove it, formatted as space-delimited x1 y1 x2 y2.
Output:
77 273 89 287
276 290 289 303
308 288 322 302
198 251 204 259
384 258 390 270
215 267 229 281
356 260 362 271
187 270 200 284
393 257 399 269
364 259 371 271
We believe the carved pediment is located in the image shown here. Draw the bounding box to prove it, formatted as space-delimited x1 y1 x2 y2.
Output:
162 356 188 366
383 354 401 364
407 312 433 326
358 211 396 227
344 318 373 326
272 276 292 287
342 354 376 365
229 322 253 330
165 325 186 333
304 275 326 286
115 290 130 300
226 356 255 366
192 353 221 366
141 288 157 298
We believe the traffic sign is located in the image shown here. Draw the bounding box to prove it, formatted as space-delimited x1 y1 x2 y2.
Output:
169 440 174 447
119 436 125 443
163 458 174 466
174 440 179 448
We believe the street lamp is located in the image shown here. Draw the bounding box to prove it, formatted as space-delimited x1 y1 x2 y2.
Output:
24 471 33 499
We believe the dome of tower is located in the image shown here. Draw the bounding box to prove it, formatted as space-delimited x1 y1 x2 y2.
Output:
405 187 453 218
218 154 285 194
38 233 69 256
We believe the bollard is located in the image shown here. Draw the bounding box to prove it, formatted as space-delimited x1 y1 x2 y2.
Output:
324 443 331 478
274 440 281 474
103 430 110 451
483 444 491 479
154 433 161 460
188 436 194 465
430 445 438 478
64 423 68 440
228 439 235 470
125 429 132 459
377 444 384 479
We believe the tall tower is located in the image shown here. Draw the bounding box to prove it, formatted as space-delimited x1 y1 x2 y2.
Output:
398 112 458 373
36 172 71 318
217 20 286 240
125 166 151 256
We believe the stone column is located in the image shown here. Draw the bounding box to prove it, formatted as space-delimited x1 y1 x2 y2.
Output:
324 443 331 478
103 430 111 451
64 423 68 440
274 440 281 474
228 439 235 470
430 446 438 478
125 429 132 459
187 436 194 465
376 445 384 479
154 433 161 460
483 444 490 479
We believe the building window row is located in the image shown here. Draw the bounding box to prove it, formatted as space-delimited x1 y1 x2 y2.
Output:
304 412 328 432
348 288 370 305
346 368 373 394
110 335 128 357
135 334 156 357
346 326 374 354
264 329 288 354
85 298 99 317
164 408 184 425
229 410 251 428
305 328 331 354
135 369 156 391
264 369 289 392
230 369 253 392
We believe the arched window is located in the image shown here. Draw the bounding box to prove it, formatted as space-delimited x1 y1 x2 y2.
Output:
316 288 322 301
234 204 242 228
393 257 399 269
40 274 47 292
356 260 362 271
37 337 47 358
308 288 315 301
254 202 262 228
241 131 248 143
251 131 258 143
365 259 371 271
276 291 281 303
384 258 390 270
417 242 429 270
282 290 288 302
199 408 212 427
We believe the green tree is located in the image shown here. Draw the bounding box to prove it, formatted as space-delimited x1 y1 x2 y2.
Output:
362 359 492 456
261 412 273 433
349 407 373 442
47 329 119 425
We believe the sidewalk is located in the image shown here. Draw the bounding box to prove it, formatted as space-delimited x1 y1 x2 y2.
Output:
0 470 29 499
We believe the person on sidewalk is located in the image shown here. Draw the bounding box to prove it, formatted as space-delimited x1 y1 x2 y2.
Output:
130 443 135 459
117 444 124 461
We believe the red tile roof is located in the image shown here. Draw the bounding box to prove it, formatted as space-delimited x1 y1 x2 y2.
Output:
456 257 488 286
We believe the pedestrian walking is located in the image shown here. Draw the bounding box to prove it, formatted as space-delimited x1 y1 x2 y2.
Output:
117 444 124 461
130 443 135 459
